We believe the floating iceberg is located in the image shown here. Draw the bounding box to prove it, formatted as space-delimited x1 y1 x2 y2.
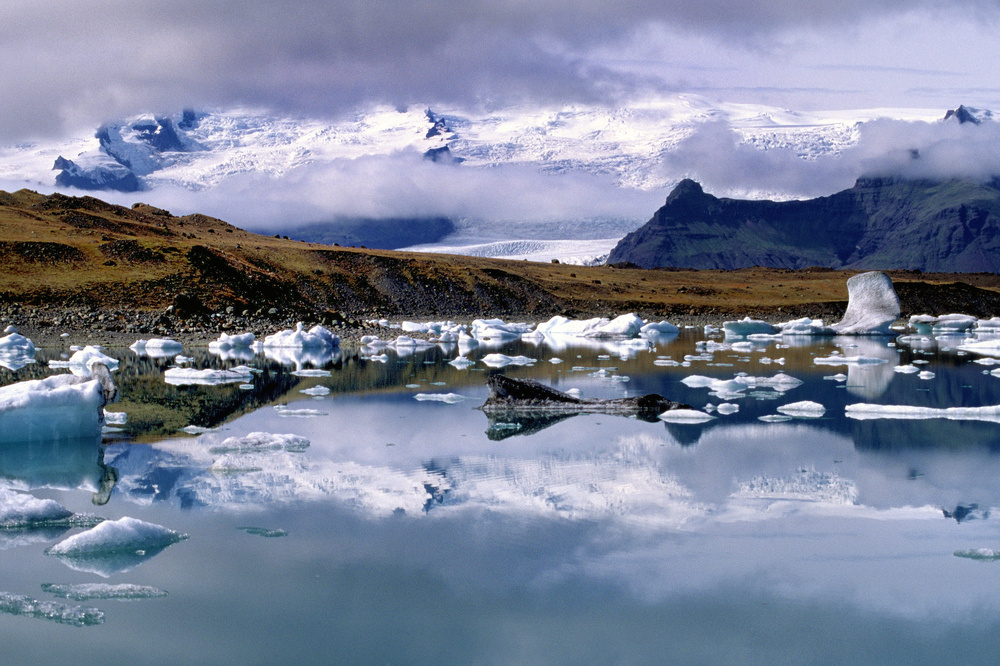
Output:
481 353 536 368
45 517 187 577
262 322 339 349
471 318 533 341
414 393 467 404
958 339 1000 357
813 354 888 366
909 313 978 334
658 409 715 423
209 332 256 350
640 321 680 338
163 365 255 386
0 367 117 446
724 317 778 338
0 488 73 528
40 583 168 601
845 403 1000 423
827 271 900 335
48 346 119 377
954 548 1000 561
776 401 827 417
0 591 103 627
0 329 35 371
131 338 183 358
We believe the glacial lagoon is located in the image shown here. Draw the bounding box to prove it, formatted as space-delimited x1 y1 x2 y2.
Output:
4 329 1000 664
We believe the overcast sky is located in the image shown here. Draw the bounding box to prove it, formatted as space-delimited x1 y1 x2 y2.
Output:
3 0 1000 142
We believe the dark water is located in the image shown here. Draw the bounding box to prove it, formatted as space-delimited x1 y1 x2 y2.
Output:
4 330 1000 664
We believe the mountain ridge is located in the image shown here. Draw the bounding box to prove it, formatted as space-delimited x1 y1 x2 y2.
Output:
607 176 1000 273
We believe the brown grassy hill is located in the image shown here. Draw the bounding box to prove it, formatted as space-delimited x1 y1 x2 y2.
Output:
3 188 1000 322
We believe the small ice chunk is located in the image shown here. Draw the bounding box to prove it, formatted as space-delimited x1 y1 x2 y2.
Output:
894 364 920 373
414 393 467 404
954 548 1000 561
716 403 740 415
163 365 254 386
300 386 330 396
273 406 326 417
103 410 127 425
659 409 715 423
776 401 826 417
813 355 888 366
174 355 194 365
758 414 794 422
0 488 73 528
918 370 936 380
723 317 778 337
448 356 474 369
0 591 103 626
46 517 187 557
48 346 119 376
480 353 535 368
846 403 1000 422
40 583 168 601
290 369 331 377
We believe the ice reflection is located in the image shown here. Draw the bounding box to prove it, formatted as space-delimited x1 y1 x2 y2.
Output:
0 436 119 505
263 346 340 370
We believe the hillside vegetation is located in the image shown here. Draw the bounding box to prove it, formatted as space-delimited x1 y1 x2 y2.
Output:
3 189 1000 324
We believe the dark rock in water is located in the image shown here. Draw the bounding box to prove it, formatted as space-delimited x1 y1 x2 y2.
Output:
607 177 1000 273
480 374 689 439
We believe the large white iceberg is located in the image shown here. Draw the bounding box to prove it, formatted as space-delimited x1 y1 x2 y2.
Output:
0 373 111 445
209 332 256 350
724 317 779 338
828 271 900 335
262 322 339 349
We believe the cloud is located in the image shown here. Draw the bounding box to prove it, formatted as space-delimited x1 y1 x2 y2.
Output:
90 149 665 236
660 116 1000 199
2 1 999 142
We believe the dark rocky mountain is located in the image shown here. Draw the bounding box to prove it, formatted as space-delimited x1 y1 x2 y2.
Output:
607 177 1000 273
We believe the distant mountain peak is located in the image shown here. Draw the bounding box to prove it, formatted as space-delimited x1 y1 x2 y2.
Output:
944 105 992 124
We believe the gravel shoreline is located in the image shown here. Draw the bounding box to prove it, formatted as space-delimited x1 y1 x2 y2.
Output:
1 303 735 349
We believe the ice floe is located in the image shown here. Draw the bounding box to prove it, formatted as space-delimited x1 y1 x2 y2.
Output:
163 365 255 386
480 353 536 368
845 403 1000 423
207 432 310 454
0 591 104 626
40 583 168 601
414 393 467 404
776 401 827 417
954 548 1000 561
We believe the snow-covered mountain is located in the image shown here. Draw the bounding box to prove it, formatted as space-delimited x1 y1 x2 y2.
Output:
0 97 984 264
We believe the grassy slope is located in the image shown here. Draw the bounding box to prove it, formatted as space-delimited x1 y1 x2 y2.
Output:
2 188 1000 320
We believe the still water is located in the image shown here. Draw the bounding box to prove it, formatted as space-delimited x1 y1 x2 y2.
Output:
4 329 1000 664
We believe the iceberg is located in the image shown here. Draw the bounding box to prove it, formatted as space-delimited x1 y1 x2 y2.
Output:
658 409 715 423
414 393 467 404
40 583 168 601
813 354 888 366
131 338 183 358
0 367 117 446
45 516 187 577
163 365 255 386
640 321 679 338
0 329 35 371
481 353 536 368
0 591 103 627
776 401 827 417
209 332 255 350
723 317 778 338
0 488 73 528
262 322 339 349
47 346 119 377
828 271 900 335
845 403 1000 423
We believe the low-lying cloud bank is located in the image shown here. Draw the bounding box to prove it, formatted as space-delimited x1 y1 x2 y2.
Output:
663 116 1000 199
